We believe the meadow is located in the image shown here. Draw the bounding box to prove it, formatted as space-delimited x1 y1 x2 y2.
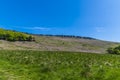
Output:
0 50 120 80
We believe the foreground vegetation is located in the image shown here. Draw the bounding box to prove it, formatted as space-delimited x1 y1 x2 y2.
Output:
0 50 120 80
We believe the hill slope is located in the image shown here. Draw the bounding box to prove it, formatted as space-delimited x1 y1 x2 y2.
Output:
0 33 119 53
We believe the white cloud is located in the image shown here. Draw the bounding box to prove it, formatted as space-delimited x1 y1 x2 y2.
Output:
95 27 105 33
12 26 51 30
30 27 50 30
0 25 51 31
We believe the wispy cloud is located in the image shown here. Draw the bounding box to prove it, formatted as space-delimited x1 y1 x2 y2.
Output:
0 25 51 31
27 27 51 31
95 27 105 33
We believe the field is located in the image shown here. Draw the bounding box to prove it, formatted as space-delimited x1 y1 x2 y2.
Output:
0 50 120 80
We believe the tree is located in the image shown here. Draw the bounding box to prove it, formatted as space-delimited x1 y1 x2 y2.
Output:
107 47 114 54
27 35 35 41
107 45 120 55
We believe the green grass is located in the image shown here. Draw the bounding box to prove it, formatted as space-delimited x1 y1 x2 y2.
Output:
0 50 120 80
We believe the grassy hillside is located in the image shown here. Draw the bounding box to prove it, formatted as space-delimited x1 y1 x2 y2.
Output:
0 50 120 80
0 28 119 53
0 29 119 79
0 35 119 53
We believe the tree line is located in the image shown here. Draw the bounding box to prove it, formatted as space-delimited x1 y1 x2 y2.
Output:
34 34 96 40
0 28 35 41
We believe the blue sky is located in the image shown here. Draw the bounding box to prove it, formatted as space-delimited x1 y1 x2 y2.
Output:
0 0 120 42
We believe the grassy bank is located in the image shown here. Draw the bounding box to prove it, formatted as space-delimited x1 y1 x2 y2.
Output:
0 50 120 80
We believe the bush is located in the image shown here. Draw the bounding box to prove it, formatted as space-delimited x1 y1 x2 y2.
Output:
0 28 35 41
107 45 120 55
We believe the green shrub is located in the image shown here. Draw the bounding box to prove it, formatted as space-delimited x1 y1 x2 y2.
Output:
0 28 35 41
107 45 120 55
